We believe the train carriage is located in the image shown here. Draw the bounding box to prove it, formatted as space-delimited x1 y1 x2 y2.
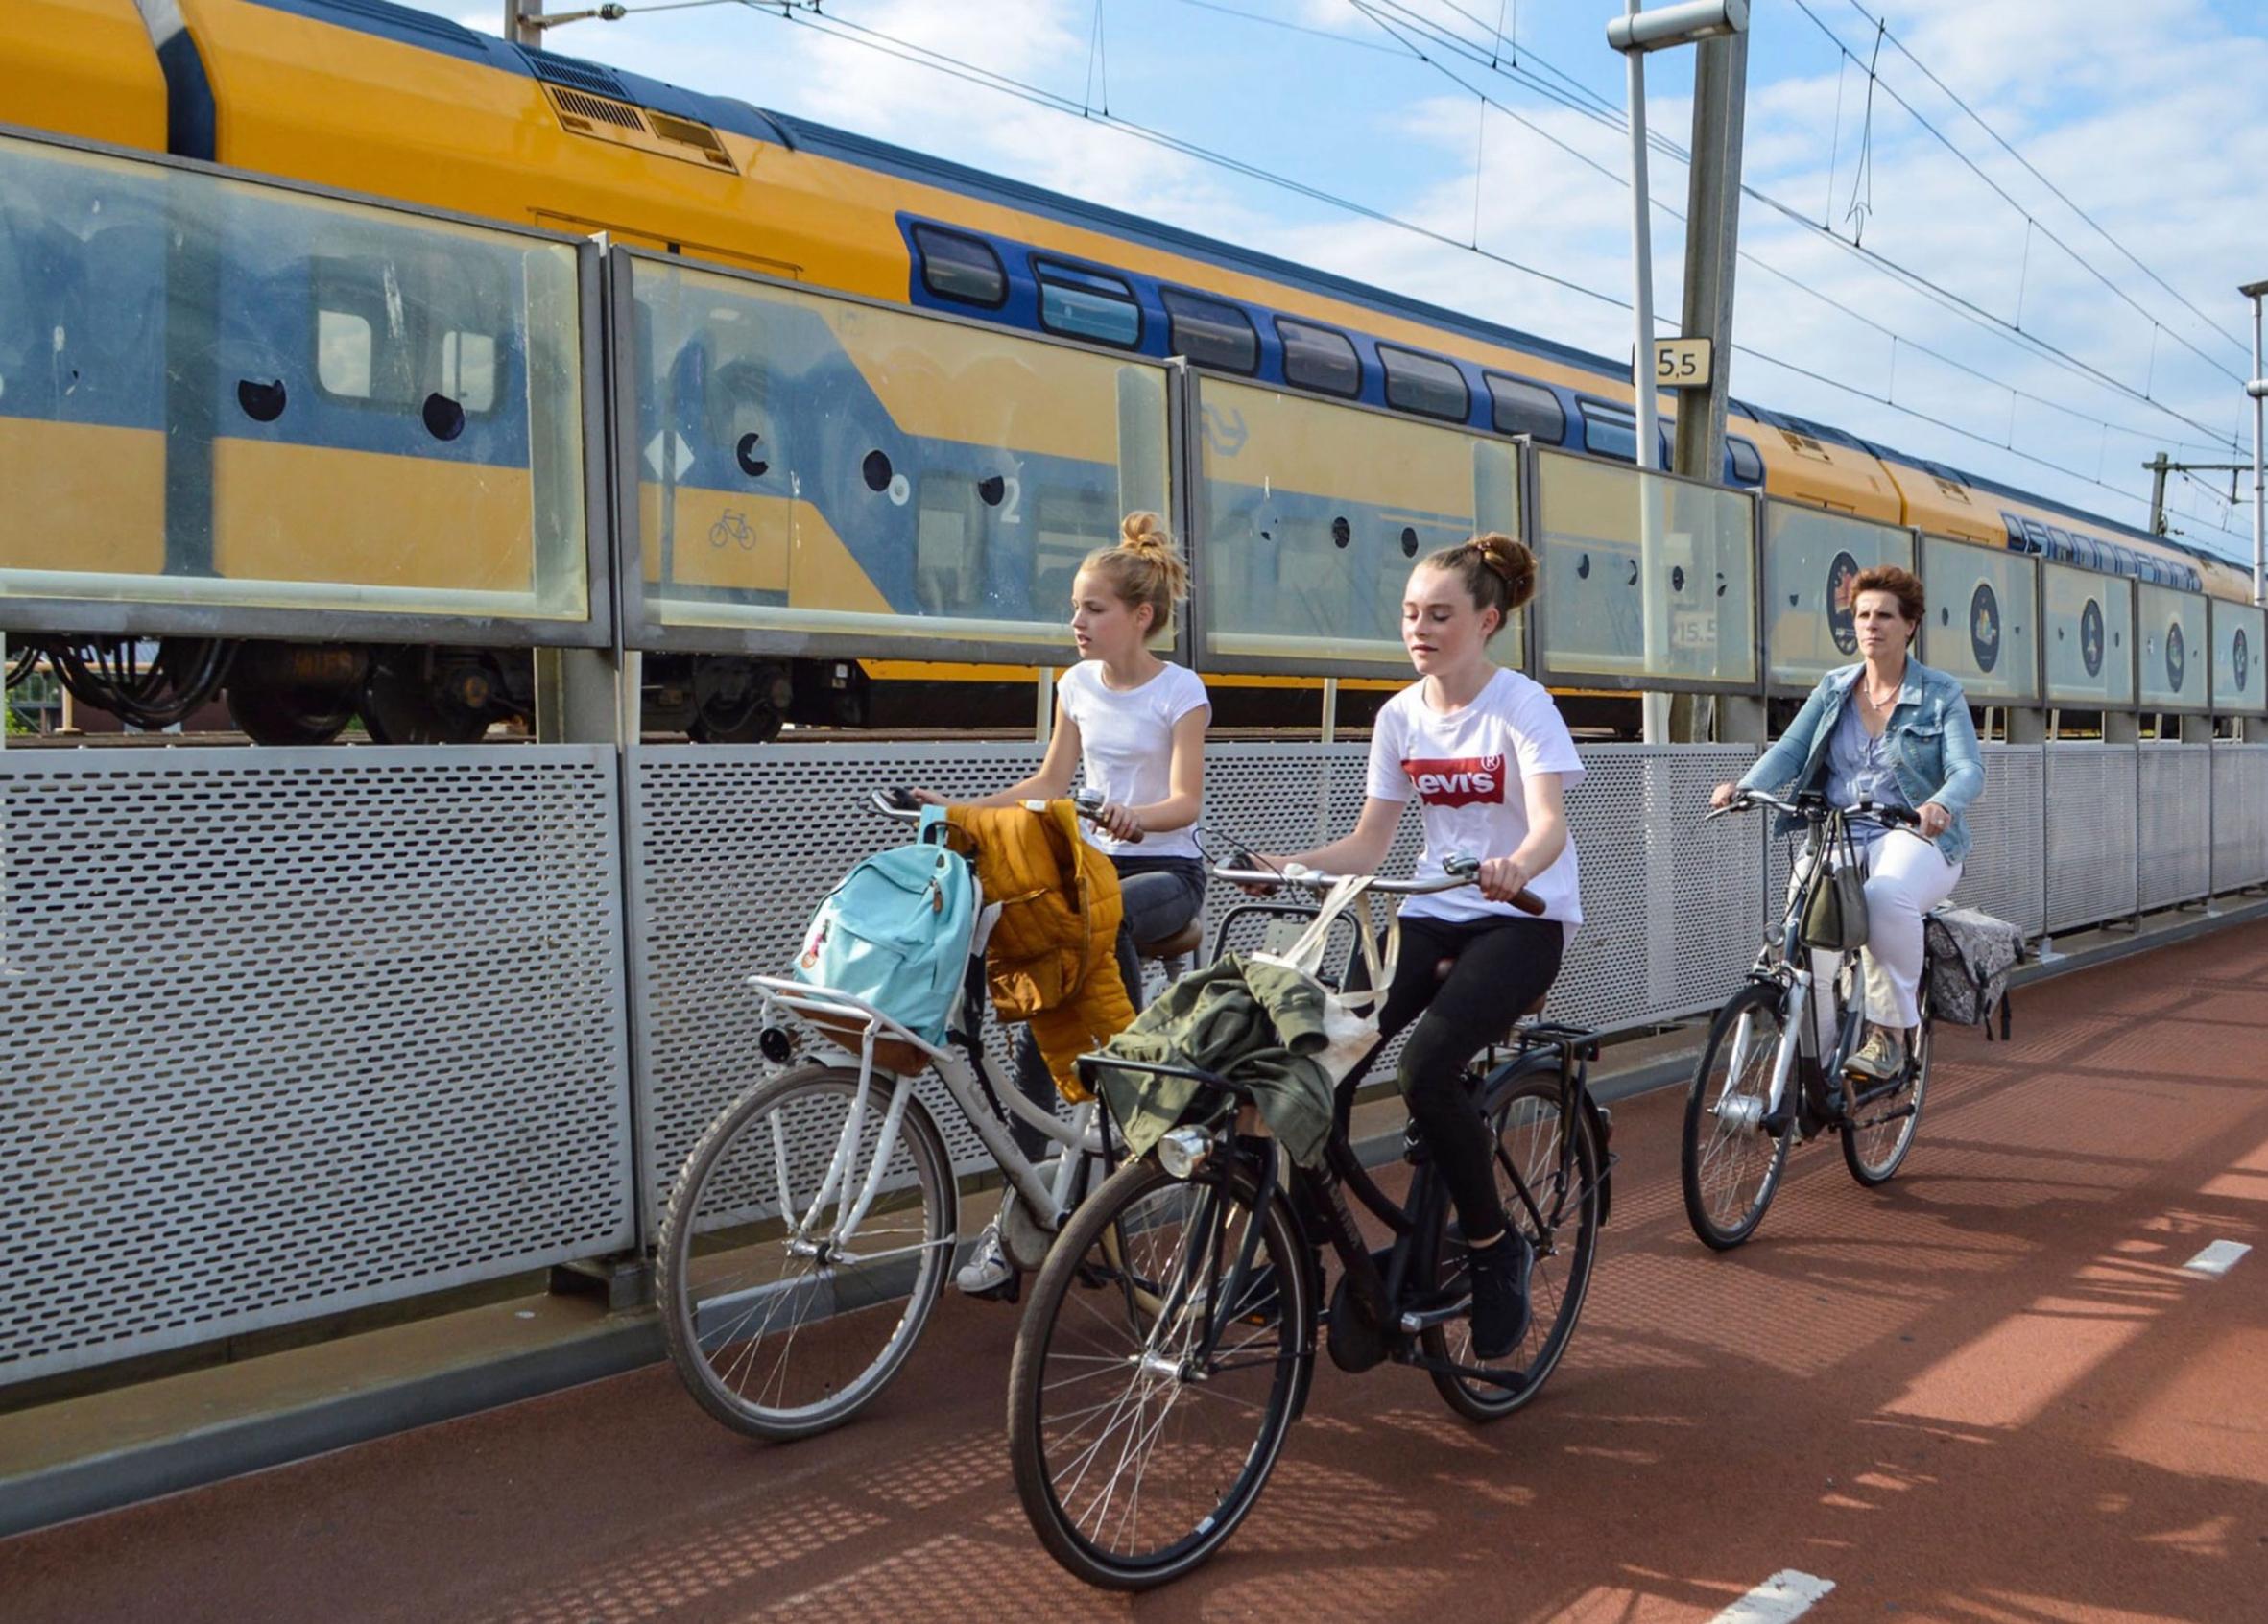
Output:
0 0 2250 741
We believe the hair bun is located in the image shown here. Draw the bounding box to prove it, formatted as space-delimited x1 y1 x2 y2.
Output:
1120 510 1169 554
1473 532 1537 606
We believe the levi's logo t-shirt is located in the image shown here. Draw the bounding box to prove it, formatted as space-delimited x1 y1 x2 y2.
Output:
1367 667 1585 928
1403 753 1509 809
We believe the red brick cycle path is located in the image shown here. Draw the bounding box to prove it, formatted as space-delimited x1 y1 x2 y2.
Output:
11 923 2265 1623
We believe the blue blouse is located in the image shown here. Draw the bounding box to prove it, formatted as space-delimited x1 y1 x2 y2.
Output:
1824 697 1910 816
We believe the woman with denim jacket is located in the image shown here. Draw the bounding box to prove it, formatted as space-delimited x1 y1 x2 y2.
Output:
1709 566 1984 1080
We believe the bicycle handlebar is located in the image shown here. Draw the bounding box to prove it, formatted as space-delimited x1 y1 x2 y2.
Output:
874 785 1141 841
1706 789 1922 829
1212 853 1546 915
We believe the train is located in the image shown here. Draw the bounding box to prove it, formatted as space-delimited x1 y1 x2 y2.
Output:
0 0 2251 743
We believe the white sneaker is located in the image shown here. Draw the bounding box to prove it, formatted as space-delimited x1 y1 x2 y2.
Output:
955 1221 1016 1298
1845 1028 1904 1082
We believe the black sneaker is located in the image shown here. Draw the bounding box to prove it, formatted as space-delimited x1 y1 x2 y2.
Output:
1467 1228 1535 1363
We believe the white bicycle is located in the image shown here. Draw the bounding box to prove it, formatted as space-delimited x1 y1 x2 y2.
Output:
655 788 1136 1440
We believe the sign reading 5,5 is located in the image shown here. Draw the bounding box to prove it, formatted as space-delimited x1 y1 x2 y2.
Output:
1653 337 1713 389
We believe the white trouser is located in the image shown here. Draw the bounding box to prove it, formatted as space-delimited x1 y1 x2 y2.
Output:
1795 828 1963 1045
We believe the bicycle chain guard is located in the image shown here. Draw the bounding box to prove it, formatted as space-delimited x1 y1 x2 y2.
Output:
998 1192 1054 1273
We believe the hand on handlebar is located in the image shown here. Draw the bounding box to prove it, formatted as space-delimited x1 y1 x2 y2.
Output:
1229 851 1285 897
1915 801 1950 839
1709 780 1744 811
904 787 946 808
1474 854 1532 904
1090 800 1144 842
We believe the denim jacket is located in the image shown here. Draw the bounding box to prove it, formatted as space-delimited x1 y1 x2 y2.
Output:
1738 658 1985 864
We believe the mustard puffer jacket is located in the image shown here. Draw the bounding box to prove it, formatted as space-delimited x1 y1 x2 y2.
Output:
946 800 1135 1099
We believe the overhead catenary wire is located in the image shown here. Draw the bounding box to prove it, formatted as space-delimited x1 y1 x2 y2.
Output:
1836 0 2252 362
1784 0 2249 391
1351 0 2247 455
730 3 2252 555
1347 0 2243 463
759 2 1627 310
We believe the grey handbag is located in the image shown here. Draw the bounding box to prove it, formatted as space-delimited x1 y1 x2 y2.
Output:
1799 813 1871 952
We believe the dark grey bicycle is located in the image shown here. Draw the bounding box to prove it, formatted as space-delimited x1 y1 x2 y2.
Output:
1681 790 1937 1250
1005 857 1609 1589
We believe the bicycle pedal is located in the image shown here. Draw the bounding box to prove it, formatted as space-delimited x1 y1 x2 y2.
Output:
1396 1292 1473 1336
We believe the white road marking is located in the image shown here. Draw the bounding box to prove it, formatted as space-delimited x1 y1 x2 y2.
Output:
1711 1570 1836 1624
2183 1239 2252 1278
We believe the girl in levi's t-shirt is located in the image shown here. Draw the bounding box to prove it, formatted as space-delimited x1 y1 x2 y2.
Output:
911 512 1210 1298
1251 533 1580 1363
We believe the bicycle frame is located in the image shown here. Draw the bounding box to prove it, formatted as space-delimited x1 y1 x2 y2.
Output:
1082 1021 1600 1403
1718 795 1914 1133
749 974 1107 1249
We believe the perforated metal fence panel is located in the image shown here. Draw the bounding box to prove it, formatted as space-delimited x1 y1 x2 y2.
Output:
629 742 1046 1232
1551 746 1762 1031
2043 744 2139 933
1952 745 2046 938
630 737 1766 1225
2211 743 2268 892
0 747 633 1386
2137 744 2211 911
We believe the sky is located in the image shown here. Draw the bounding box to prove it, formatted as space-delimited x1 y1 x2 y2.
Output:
413 0 2267 561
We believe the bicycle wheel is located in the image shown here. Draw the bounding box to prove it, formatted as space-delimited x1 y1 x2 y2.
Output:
656 1063 955 1441
1008 1156 1309 1590
1682 983 1794 1250
1425 1070 1603 1421
1842 987 1932 1186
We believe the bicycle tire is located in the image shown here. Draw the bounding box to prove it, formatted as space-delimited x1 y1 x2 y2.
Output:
656 1063 955 1441
1007 1156 1309 1590
1842 986 1932 1186
1682 983 1794 1250
1424 1068 1603 1421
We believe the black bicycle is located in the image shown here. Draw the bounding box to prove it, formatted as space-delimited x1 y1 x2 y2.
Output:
1681 790 1937 1250
1005 857 1610 1588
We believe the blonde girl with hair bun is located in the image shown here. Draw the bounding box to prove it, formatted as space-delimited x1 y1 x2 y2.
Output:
912 511 1211 1297
1246 531 1580 1364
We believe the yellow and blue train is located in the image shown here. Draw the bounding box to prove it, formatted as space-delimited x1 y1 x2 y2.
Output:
0 0 2249 739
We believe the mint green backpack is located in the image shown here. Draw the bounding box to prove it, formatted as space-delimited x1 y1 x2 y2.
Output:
791 806 976 1047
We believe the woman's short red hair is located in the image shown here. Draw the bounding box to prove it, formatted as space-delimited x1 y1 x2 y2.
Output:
1851 565 1924 626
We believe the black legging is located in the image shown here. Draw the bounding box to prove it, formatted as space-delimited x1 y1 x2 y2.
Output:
1373 914 1565 1238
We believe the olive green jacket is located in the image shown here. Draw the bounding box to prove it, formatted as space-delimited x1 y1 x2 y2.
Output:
1092 953 1335 1168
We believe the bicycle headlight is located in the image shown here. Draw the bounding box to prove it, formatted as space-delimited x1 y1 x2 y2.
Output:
1156 1126 1215 1181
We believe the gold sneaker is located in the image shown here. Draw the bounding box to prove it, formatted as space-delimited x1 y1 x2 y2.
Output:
1845 1028 1904 1082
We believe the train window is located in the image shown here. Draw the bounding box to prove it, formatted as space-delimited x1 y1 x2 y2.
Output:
1727 435 1764 484
317 308 374 400
1160 287 1257 373
1035 259 1140 348
1579 400 1637 462
1484 373 1565 442
1378 344 1469 421
441 331 496 414
1277 318 1360 397
913 225 1007 308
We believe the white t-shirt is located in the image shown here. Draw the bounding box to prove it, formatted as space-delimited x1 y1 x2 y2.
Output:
1057 660 1211 860
1366 666 1585 928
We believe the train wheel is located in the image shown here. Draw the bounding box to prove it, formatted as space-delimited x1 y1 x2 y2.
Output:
359 649 493 745
226 643 364 746
685 657 789 744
